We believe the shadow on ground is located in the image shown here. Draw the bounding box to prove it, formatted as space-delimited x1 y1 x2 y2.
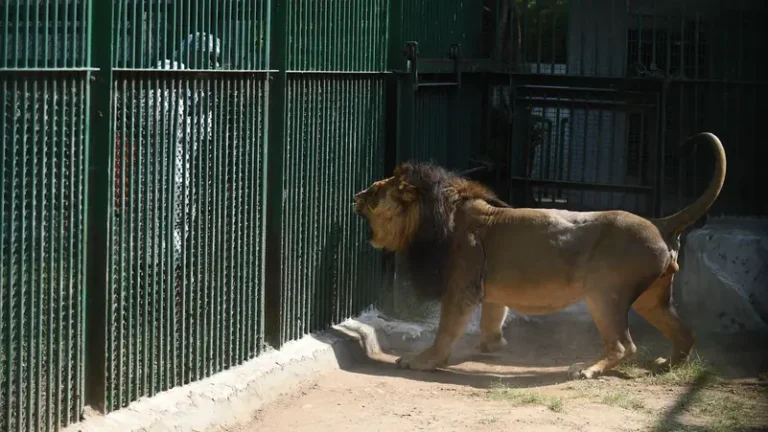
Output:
318 315 768 392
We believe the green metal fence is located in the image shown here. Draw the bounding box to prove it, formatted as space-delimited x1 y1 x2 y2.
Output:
2 0 390 429
94 0 271 412
3 0 767 431
276 0 389 344
1 0 91 430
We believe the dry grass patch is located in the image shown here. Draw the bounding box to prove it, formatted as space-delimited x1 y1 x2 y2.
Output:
487 382 566 412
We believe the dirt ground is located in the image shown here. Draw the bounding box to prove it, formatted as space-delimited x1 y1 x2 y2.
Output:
217 318 768 432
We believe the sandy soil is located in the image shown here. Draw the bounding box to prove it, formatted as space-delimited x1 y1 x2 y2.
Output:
215 318 768 432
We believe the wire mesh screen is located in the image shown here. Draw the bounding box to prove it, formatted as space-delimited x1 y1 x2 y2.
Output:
512 87 656 214
1 1 90 430
277 0 390 344
280 76 387 343
406 77 486 171
286 0 388 71
625 1 768 217
399 1 486 59
102 0 269 413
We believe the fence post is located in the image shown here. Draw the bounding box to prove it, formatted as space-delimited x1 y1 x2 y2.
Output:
264 0 289 348
84 0 114 412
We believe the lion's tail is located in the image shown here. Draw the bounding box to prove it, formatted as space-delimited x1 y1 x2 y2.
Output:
654 132 726 237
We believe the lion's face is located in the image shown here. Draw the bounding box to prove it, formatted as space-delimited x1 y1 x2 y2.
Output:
353 173 420 252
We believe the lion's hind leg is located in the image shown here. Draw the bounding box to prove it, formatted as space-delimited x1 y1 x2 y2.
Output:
632 274 694 370
569 295 638 380
479 301 508 353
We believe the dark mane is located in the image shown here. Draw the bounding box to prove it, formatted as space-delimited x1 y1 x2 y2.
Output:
396 162 509 300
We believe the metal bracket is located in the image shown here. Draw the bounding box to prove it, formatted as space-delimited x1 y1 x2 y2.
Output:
448 43 462 88
403 41 419 91
402 42 464 91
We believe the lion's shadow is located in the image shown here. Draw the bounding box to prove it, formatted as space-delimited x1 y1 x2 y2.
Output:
315 318 768 390
315 323 605 390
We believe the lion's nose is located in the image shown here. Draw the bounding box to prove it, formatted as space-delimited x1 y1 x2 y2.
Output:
353 190 367 202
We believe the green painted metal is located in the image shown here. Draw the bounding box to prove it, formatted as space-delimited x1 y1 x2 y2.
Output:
97 0 271 413
399 1 486 60
1 0 91 430
274 0 390 344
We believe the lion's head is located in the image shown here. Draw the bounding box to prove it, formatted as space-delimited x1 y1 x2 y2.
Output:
353 162 509 298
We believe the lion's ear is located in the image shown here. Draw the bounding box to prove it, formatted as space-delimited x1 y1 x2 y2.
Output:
393 163 413 181
395 180 418 202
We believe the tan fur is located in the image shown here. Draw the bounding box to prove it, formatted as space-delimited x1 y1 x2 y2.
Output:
353 133 726 379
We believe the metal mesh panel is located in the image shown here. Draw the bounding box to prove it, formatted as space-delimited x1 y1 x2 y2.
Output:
1 0 90 430
112 0 269 70
407 78 485 170
399 1 486 59
102 0 269 413
275 0 390 344
511 87 656 214
635 1 768 217
280 76 387 343
286 0 388 71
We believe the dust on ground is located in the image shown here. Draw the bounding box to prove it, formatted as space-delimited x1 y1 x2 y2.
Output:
215 318 768 432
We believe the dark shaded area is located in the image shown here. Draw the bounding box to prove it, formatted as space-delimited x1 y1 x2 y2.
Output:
314 315 768 392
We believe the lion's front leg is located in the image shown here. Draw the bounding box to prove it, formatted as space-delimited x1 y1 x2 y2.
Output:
396 291 476 371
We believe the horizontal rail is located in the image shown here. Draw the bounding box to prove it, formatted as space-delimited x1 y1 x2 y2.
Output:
510 177 653 194
0 68 98 74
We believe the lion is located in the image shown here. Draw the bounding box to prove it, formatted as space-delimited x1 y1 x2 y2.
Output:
353 132 726 379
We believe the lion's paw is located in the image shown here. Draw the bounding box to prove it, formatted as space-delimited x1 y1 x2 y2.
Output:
479 336 508 353
651 357 673 373
395 354 441 372
567 363 597 380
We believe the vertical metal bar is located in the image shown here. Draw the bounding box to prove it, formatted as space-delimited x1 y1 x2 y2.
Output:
223 76 237 367
551 0 557 75
580 95 589 205
387 0 402 71
2 0 9 68
19 77 28 432
31 75 40 432
179 75 189 387
579 0 585 75
0 81 5 431
264 0 288 347
223 77 233 367
738 10 744 81
245 77 256 357
203 75 212 377
567 95 576 184
77 0 90 421
6 80 16 432
609 0 614 76
536 0 542 73
637 13 642 67
141 76 151 397
657 83 667 217
189 75 198 379
316 77 328 332
593 6 599 77
212 76 222 372
148 75 159 396
651 0 657 69
163 77 174 393
607 94 616 201
236 76 246 363
678 87 685 209
65 74 77 426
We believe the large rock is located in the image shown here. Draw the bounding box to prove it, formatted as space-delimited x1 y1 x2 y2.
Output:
675 218 768 333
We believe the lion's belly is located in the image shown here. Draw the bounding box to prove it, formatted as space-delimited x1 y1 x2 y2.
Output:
483 281 584 315
480 219 593 314
482 260 587 315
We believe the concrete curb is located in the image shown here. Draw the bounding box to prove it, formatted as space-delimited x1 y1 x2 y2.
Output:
63 315 385 432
